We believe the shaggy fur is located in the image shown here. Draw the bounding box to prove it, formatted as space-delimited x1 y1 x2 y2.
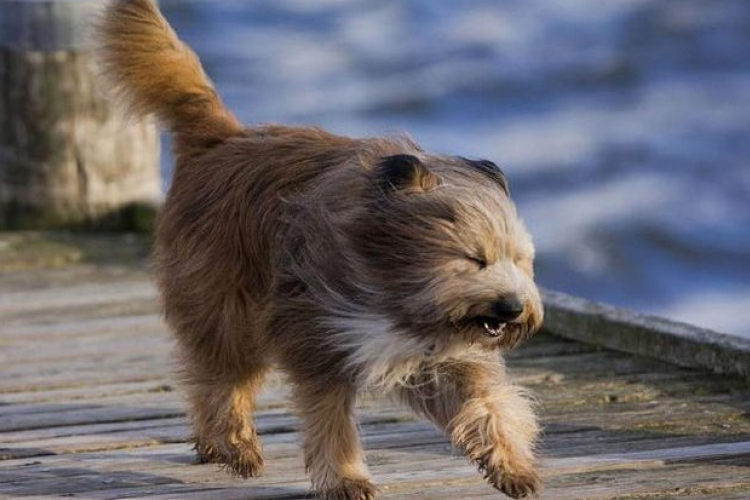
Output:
96 1 544 498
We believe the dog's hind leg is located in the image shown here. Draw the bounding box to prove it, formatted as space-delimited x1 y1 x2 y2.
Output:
186 363 269 478
164 285 270 478
394 357 540 499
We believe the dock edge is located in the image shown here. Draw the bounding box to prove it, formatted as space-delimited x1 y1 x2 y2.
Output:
542 289 750 382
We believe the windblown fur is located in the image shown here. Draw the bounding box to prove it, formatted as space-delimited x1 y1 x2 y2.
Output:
96 1 545 499
95 0 242 152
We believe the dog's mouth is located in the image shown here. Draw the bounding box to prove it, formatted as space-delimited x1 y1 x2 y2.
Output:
475 316 507 339
450 309 538 349
451 315 525 346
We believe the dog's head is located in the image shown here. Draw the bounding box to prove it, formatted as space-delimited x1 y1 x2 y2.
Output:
352 153 543 350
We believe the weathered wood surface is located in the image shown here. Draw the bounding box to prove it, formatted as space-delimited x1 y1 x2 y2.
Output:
0 0 160 229
1 254 750 499
543 289 750 382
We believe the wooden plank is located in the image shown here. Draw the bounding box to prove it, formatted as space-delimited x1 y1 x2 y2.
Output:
0 378 290 415
0 314 163 343
0 262 151 294
0 379 175 404
0 348 169 378
547 440 750 470
0 337 170 369
543 289 750 381
0 417 187 447
0 281 157 317
0 358 169 394
509 350 670 378
542 463 750 500
0 298 159 328
0 391 185 418
0 405 184 433
507 332 597 359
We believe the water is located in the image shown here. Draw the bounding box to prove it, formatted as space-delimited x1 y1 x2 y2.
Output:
160 0 750 337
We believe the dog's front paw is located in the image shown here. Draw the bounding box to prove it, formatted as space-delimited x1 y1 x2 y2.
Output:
485 466 541 499
317 477 378 500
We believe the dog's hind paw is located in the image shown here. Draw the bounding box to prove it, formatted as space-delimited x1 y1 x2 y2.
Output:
194 438 265 478
316 477 378 500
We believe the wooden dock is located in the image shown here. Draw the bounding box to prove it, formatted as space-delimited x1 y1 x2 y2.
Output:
2 236 750 499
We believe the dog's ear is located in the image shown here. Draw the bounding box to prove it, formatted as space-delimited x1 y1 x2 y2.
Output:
459 157 509 194
376 154 442 194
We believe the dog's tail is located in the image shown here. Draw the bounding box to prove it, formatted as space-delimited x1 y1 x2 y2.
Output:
95 0 243 153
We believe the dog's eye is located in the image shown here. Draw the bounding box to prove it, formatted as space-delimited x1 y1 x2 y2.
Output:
467 256 488 269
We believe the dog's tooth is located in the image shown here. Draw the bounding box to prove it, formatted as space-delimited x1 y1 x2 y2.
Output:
482 321 501 337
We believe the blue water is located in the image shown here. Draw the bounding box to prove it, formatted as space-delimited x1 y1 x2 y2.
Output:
160 0 750 337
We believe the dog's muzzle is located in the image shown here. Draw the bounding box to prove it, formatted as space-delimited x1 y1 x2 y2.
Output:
475 296 524 338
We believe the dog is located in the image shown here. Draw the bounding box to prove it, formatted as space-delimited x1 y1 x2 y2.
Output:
96 1 544 498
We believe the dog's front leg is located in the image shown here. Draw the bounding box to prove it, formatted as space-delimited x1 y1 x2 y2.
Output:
291 378 377 500
395 357 540 498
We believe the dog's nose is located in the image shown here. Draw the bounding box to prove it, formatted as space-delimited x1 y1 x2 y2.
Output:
491 296 524 322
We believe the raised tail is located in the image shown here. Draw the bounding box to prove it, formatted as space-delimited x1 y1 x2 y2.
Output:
95 0 243 153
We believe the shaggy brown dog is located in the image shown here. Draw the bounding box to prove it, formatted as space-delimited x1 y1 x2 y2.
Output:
97 1 544 498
